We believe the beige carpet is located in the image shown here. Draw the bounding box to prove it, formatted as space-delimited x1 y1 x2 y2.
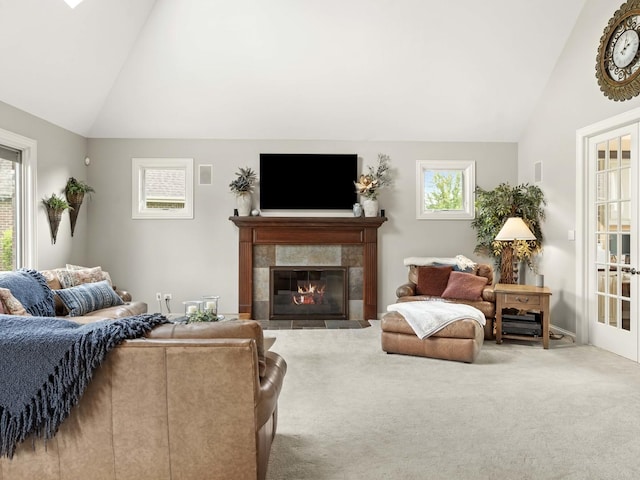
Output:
266 321 640 479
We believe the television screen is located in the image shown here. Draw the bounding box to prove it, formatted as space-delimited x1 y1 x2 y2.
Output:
259 153 358 210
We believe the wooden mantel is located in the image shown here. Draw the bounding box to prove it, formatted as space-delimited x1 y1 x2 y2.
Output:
229 216 387 320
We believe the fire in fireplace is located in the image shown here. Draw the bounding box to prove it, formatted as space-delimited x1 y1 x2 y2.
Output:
270 267 348 320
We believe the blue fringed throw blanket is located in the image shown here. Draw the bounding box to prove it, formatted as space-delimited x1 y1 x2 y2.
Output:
0 269 55 317
0 313 167 458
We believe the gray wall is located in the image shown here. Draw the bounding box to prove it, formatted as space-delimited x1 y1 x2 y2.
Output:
518 0 640 337
0 100 88 269
86 139 516 315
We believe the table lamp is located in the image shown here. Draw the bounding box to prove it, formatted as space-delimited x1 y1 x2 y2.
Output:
495 217 536 284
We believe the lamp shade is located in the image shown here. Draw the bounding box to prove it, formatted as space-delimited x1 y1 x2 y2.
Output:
495 217 536 241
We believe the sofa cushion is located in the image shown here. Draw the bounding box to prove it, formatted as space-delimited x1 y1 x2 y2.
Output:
57 266 110 289
415 265 453 296
0 287 29 316
441 271 488 301
55 280 125 317
66 264 113 286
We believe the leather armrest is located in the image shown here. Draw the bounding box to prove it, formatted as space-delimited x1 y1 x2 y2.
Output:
113 287 132 302
482 285 495 303
396 282 416 298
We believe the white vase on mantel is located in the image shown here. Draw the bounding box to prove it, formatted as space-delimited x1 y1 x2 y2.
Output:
362 198 379 217
236 193 252 216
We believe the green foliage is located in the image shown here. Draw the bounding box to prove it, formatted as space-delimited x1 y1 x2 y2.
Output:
471 183 546 271
42 193 71 211
424 172 462 210
65 177 95 196
1 229 13 271
187 310 219 323
229 167 257 195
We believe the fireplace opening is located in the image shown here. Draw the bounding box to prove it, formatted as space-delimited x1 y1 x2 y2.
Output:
270 266 348 320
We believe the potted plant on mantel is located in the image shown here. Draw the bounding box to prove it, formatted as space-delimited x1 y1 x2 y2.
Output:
64 177 95 237
471 182 546 284
229 167 257 216
42 193 72 245
354 153 393 217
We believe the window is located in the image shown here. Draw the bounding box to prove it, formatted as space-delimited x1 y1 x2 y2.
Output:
416 160 475 220
132 158 194 219
0 128 37 270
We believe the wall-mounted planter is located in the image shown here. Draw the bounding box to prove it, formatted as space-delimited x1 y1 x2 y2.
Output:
42 194 70 245
65 177 94 237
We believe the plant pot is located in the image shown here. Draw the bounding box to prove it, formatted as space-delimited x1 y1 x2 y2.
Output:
46 208 64 245
66 192 85 237
362 198 379 217
236 193 252 216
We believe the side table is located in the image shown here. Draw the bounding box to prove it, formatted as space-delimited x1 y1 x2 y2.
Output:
495 283 552 349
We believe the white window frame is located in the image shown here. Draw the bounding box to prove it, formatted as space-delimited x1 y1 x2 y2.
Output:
416 160 475 220
132 157 194 219
0 128 37 268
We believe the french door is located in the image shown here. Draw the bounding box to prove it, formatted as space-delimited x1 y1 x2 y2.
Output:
588 124 639 361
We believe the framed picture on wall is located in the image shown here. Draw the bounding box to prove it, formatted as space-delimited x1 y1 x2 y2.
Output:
416 160 475 220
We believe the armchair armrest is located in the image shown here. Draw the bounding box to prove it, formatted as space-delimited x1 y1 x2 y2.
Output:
481 285 495 303
396 282 416 298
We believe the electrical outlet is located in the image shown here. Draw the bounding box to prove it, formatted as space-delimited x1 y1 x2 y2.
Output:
164 293 172 300
156 292 162 301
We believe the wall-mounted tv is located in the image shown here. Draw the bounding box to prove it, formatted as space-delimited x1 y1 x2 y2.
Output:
259 153 358 211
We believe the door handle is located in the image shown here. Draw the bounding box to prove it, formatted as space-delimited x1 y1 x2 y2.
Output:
631 268 638 275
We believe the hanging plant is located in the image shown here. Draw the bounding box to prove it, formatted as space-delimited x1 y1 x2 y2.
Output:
64 177 95 236
471 182 546 277
42 194 72 244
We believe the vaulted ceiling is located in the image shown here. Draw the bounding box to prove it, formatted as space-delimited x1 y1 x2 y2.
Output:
1 0 586 142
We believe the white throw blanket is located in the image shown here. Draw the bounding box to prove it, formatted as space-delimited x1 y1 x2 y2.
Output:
403 254 477 271
386 301 485 339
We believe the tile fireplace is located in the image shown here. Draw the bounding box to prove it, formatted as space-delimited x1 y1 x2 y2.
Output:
229 216 387 321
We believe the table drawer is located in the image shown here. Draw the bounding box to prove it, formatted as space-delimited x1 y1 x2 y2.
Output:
503 293 541 306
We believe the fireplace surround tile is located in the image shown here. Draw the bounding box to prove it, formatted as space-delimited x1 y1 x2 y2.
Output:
275 245 342 266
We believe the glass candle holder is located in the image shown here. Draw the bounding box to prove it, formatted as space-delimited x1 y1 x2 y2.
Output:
183 300 203 318
202 295 219 316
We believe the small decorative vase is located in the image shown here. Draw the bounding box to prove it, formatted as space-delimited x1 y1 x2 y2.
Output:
236 193 252 216
362 198 379 217
353 203 363 217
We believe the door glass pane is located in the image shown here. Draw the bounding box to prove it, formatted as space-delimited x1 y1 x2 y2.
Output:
597 172 607 201
609 297 618 327
609 138 620 168
597 142 606 171
597 204 606 231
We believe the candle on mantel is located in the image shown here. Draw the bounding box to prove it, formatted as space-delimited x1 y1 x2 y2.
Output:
206 301 216 312
187 305 198 314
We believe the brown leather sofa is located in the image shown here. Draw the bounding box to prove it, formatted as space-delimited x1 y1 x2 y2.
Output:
0 320 287 480
381 261 496 363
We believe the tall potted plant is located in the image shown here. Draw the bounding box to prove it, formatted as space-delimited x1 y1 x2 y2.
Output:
65 177 95 237
43 193 72 244
229 167 257 216
471 183 546 283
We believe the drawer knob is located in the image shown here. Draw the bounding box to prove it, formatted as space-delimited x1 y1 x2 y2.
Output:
515 296 529 303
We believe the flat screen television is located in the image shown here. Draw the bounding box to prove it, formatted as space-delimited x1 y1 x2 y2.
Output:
259 153 358 211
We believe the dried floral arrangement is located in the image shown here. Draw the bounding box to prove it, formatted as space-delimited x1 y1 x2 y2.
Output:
355 154 393 200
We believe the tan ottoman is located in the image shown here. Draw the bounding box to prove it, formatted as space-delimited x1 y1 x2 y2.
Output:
381 311 484 363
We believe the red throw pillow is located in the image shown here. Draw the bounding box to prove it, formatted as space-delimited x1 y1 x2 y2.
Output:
415 266 453 296
441 271 488 301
